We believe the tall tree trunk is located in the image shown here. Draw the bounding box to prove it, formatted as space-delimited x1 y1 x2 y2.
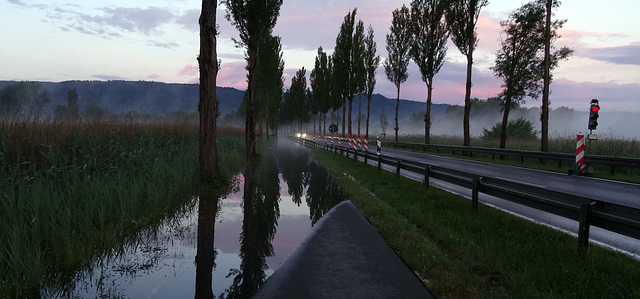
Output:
500 97 511 150
357 95 361 135
348 97 353 136
541 0 552 153
195 192 218 299
463 52 473 147
246 53 257 161
395 86 400 142
366 96 371 137
342 98 346 136
198 0 218 178
425 79 433 145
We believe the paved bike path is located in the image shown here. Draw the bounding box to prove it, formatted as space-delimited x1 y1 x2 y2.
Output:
253 200 434 298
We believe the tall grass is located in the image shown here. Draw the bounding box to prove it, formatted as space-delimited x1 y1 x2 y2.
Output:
0 120 244 297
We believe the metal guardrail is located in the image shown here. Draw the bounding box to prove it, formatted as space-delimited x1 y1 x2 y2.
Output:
298 137 640 249
384 141 640 174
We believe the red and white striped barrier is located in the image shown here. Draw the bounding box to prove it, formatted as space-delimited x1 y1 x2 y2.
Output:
357 134 362 150
364 135 368 151
576 134 586 174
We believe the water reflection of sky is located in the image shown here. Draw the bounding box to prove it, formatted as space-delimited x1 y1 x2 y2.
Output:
65 174 319 298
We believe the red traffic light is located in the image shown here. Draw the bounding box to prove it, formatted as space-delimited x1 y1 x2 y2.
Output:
591 105 600 113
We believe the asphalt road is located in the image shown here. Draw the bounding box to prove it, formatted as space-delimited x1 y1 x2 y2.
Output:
361 145 640 258
375 147 640 209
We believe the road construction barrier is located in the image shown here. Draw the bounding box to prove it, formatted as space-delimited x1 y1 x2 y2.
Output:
576 135 586 174
364 135 369 151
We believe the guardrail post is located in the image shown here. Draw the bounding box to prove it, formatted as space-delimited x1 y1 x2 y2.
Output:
423 166 431 189
472 177 481 211
578 202 594 250
377 156 381 170
354 150 358 161
364 151 368 164
396 160 402 176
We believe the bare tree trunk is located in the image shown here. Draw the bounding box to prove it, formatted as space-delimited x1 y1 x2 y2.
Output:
425 79 433 145
366 96 371 137
348 97 353 136
341 98 346 136
395 86 400 142
195 192 217 299
541 0 552 153
463 52 472 147
246 53 257 161
198 0 218 178
357 94 362 135
500 97 511 150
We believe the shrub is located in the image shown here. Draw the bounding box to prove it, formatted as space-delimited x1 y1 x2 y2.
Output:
482 117 537 140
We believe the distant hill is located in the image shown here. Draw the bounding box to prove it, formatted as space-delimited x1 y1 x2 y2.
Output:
0 80 445 121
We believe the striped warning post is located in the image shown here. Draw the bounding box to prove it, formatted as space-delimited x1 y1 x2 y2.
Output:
576 134 586 174
364 135 368 151
357 134 362 150
331 135 334 145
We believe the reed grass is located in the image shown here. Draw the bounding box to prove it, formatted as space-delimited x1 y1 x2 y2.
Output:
0 120 244 297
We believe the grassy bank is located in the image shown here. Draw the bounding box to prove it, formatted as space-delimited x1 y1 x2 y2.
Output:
312 149 640 298
0 121 244 297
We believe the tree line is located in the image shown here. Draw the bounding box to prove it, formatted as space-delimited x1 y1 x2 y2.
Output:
189 0 572 178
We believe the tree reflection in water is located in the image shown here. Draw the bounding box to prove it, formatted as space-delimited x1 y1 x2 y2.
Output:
63 140 346 298
221 140 348 298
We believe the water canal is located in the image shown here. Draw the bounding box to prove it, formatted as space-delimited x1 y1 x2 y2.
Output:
46 139 347 298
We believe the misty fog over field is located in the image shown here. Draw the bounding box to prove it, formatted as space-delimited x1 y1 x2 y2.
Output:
1 80 638 140
369 107 640 140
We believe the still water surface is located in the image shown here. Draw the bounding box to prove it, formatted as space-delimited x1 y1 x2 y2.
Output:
55 139 346 298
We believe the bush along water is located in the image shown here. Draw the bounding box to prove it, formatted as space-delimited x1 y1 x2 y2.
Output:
0 121 243 297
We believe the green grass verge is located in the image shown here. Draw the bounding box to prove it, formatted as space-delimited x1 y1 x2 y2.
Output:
313 148 640 298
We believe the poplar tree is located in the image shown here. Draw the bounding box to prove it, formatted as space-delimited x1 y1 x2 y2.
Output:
256 35 284 137
445 0 488 147
363 25 381 138
540 0 571 152
384 4 413 142
353 20 366 135
310 47 331 134
223 0 283 160
333 9 357 136
410 0 449 144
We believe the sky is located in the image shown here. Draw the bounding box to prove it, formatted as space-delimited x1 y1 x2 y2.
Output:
2 0 640 112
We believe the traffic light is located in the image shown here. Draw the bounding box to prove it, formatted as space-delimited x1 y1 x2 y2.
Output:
588 99 600 130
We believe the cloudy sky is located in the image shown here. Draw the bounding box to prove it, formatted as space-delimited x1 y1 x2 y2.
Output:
2 0 639 112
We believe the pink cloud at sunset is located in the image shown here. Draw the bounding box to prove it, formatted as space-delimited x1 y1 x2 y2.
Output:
2 0 639 112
